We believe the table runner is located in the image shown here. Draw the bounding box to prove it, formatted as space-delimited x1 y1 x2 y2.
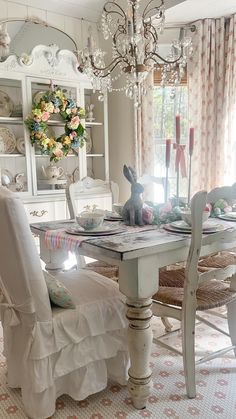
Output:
34 221 159 251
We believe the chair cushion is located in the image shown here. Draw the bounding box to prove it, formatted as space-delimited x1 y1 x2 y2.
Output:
44 272 76 309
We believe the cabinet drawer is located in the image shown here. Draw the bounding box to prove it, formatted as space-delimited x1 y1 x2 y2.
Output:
24 202 55 223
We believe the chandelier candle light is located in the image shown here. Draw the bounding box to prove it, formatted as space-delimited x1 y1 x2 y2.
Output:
80 0 193 106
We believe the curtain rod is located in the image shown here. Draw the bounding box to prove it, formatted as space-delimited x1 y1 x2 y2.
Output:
164 24 196 32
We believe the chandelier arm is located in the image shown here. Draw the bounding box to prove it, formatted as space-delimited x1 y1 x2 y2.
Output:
89 55 128 76
103 1 127 20
146 50 183 65
142 0 164 20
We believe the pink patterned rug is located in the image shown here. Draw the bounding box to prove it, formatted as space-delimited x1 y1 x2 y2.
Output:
0 310 235 418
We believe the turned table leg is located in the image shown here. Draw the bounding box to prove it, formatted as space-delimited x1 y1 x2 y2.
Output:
126 297 153 409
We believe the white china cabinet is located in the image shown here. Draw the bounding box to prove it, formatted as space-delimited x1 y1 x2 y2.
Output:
0 45 112 221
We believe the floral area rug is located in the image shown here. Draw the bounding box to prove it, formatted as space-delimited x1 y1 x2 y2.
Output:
0 309 235 418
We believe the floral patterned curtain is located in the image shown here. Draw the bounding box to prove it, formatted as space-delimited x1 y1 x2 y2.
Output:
133 72 155 177
188 16 236 193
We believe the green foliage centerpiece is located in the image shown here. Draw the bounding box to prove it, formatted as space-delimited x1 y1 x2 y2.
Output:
25 87 86 162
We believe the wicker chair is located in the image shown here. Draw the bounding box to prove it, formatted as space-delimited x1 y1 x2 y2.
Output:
152 190 236 399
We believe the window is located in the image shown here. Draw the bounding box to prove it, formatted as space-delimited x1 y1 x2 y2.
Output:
153 72 188 203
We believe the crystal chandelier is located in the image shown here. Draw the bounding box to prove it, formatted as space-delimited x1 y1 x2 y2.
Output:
79 0 193 105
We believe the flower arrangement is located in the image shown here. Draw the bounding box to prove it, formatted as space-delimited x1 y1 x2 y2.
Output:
25 87 86 162
142 199 184 225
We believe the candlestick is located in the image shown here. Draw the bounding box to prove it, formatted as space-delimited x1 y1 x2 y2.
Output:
165 139 171 202
165 139 171 168
189 127 194 155
176 115 180 144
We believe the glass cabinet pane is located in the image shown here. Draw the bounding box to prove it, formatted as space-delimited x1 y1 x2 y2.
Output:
85 89 106 180
0 78 29 193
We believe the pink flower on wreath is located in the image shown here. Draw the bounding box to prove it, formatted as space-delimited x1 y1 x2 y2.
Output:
53 107 60 113
53 148 64 159
71 107 78 114
41 111 50 122
68 115 80 130
71 131 77 138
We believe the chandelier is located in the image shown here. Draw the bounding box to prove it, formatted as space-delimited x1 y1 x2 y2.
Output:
79 0 193 105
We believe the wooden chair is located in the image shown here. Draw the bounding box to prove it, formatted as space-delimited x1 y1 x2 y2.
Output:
158 184 236 327
66 177 119 280
0 187 129 418
152 189 236 398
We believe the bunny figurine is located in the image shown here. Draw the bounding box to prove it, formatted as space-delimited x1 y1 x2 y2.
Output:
122 165 144 226
0 23 11 60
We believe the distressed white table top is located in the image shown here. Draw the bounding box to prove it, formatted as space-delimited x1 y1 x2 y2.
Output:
31 218 236 263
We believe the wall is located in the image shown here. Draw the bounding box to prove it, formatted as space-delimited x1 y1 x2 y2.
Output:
0 0 99 50
0 0 136 202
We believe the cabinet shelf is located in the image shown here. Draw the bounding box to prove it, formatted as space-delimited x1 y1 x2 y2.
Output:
86 154 104 157
0 116 23 125
85 121 103 127
35 153 78 158
46 120 103 127
0 153 25 158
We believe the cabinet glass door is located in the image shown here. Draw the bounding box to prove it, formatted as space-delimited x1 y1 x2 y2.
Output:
85 89 108 181
27 78 86 195
0 77 31 194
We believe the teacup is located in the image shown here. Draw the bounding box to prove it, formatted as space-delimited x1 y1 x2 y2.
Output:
76 211 104 230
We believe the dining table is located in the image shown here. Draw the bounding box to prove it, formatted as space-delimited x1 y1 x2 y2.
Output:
30 217 236 410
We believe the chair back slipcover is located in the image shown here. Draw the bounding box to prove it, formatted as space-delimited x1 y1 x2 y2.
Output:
0 187 129 419
0 187 51 323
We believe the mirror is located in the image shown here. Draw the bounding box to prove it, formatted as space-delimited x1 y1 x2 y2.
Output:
0 19 77 62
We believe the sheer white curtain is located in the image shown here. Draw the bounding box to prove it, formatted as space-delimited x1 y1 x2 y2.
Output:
188 16 236 193
133 73 155 199
133 73 155 177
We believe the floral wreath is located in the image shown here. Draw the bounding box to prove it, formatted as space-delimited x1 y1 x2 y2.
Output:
25 87 86 162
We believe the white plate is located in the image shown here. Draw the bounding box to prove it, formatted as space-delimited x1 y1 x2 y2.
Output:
0 90 14 117
218 213 236 221
104 211 123 221
171 220 218 232
0 127 16 153
16 137 25 154
1 169 13 186
164 223 224 235
33 91 45 105
66 225 125 236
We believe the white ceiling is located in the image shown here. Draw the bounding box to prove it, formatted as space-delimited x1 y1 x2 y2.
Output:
25 0 236 23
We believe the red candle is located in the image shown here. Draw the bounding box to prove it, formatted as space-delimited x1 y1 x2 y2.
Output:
176 115 180 144
165 139 171 168
189 127 194 155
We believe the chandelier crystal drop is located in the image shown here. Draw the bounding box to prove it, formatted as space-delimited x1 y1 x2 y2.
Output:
79 0 193 106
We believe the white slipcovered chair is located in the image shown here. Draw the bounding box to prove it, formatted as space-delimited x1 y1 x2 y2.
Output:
0 187 129 419
153 190 236 398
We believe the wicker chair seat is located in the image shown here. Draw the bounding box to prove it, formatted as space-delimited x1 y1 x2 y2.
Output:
198 251 236 268
86 261 119 280
154 268 236 311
